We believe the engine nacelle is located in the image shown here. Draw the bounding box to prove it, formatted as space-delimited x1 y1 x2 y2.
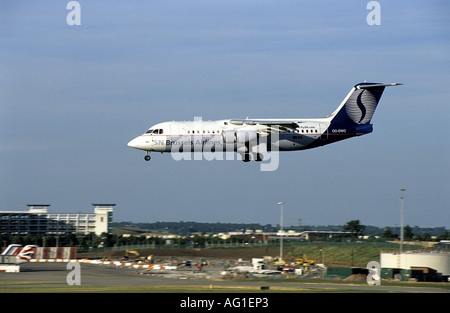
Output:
236 130 258 144
222 130 258 143
222 130 259 155
222 130 237 144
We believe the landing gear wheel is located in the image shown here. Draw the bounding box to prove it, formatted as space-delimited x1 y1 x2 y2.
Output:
242 153 251 162
144 154 151 161
254 153 264 162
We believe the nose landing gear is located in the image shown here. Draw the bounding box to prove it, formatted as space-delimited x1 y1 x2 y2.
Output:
144 151 151 161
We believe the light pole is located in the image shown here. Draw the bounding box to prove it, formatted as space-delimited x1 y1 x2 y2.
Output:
400 188 406 254
277 202 284 264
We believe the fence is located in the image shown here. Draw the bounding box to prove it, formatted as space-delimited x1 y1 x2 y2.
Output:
86 240 418 253
34 247 77 259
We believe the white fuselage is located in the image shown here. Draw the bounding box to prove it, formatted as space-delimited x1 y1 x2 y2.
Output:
127 117 331 154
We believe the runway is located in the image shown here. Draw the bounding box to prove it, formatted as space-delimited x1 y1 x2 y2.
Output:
1 262 448 293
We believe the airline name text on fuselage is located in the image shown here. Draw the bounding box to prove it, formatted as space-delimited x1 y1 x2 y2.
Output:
161 139 223 146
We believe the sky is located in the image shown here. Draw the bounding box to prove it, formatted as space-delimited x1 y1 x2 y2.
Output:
1 1 449 229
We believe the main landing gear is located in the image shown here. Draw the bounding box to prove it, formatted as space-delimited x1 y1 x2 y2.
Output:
144 151 151 161
242 153 264 162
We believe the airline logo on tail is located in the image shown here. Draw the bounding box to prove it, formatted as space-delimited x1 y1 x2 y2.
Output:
17 245 37 262
1 244 37 264
345 88 381 124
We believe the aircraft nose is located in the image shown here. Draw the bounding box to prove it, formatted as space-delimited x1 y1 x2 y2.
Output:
127 137 142 149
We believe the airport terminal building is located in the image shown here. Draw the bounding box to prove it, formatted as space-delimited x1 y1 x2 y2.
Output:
0 204 114 237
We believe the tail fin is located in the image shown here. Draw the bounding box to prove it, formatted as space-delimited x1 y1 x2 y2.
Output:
1 244 22 255
17 245 37 262
328 82 401 130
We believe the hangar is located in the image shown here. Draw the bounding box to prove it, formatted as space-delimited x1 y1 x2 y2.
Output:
380 252 450 282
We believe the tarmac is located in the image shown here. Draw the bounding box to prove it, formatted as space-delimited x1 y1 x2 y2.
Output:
1 261 449 293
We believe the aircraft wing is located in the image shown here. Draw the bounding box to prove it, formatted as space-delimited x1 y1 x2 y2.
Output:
229 119 299 132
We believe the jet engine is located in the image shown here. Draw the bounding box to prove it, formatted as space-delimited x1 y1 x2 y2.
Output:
222 130 258 144
222 130 237 144
236 130 258 144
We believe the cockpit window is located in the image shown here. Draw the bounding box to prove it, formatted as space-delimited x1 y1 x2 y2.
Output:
146 129 163 134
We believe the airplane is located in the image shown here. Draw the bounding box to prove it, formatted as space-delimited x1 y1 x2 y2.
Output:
127 82 401 162
1 244 38 264
1 244 23 256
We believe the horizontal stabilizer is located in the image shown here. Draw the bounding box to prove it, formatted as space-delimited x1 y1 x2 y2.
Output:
356 82 402 89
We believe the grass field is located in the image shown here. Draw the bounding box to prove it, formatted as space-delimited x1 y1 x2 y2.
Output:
285 245 397 267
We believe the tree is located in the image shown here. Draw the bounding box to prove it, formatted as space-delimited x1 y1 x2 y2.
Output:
343 220 365 238
422 232 432 241
382 227 395 239
404 225 414 240
437 230 450 241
